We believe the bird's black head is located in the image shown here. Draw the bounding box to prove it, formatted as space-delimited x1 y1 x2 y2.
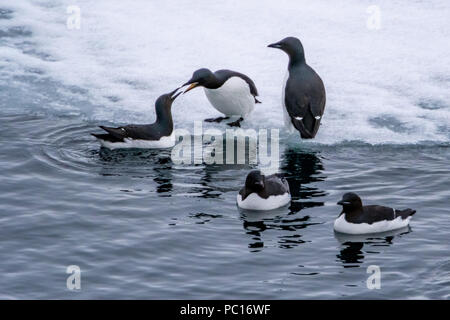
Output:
182 68 216 93
268 37 305 63
337 192 363 212
155 88 182 108
245 170 266 193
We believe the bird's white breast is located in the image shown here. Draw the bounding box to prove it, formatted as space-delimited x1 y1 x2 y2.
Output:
333 214 411 234
98 132 176 150
237 192 291 211
204 77 255 117
281 70 295 133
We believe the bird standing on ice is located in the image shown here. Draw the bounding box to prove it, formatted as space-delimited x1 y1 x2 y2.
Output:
268 37 326 139
237 170 291 211
182 68 260 127
334 192 416 234
91 89 182 150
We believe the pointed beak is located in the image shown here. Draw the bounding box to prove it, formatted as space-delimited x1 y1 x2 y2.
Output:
169 88 182 101
268 42 282 49
337 200 351 205
182 82 199 94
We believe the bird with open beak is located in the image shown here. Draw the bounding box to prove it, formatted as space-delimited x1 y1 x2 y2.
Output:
91 88 182 149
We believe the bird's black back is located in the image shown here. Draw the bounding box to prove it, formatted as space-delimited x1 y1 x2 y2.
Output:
214 69 260 102
285 63 326 138
239 173 289 200
345 205 415 224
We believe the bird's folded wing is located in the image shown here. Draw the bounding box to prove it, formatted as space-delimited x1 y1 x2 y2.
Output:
100 126 127 140
284 89 308 118
309 94 326 118
285 94 313 138
101 125 152 140
366 205 396 222
309 94 326 135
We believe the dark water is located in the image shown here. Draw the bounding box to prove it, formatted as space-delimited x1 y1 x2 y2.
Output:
0 112 449 299
1 0 449 299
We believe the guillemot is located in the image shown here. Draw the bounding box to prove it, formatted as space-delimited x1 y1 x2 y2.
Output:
91 89 181 149
334 192 416 234
237 170 291 211
268 37 326 139
182 68 260 127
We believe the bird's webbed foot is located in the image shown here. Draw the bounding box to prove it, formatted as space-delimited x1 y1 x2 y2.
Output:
204 116 230 123
227 117 244 127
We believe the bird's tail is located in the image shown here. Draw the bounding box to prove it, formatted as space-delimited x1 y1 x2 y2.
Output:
396 209 416 219
291 118 314 139
91 128 124 142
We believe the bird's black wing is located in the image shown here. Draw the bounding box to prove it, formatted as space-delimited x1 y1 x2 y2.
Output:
91 126 126 142
91 133 122 142
363 205 396 224
308 80 326 136
216 70 261 103
265 174 290 196
284 79 314 138
100 124 158 141
274 174 290 194
395 208 416 219
285 67 326 138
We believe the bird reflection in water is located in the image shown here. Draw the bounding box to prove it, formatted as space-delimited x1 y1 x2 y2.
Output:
281 148 326 213
97 147 173 195
335 227 411 268
194 163 253 199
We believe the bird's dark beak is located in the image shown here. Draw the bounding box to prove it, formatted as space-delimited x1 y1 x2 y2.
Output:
268 42 282 49
169 88 182 101
337 200 351 205
182 78 200 94
182 81 199 94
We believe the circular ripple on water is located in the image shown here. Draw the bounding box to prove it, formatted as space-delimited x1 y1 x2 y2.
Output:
30 118 173 177
31 121 101 175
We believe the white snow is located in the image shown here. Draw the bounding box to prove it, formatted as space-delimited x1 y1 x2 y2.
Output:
1 0 449 144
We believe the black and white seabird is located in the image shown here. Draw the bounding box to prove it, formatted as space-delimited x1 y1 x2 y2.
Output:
268 37 326 139
237 170 291 210
91 89 182 149
334 192 416 234
182 68 260 127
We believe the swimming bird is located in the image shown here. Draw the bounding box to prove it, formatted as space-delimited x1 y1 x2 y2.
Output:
182 68 260 127
268 37 326 139
334 192 416 234
91 89 182 149
237 170 291 210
